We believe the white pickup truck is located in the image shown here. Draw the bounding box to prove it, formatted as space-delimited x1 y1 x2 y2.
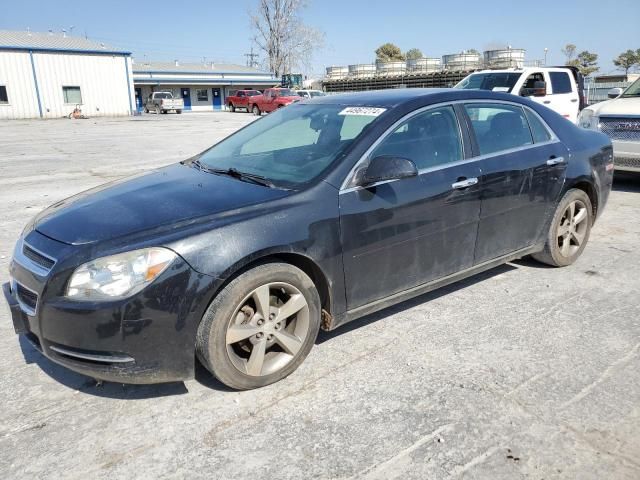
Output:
455 67 585 123
578 77 640 172
144 92 184 114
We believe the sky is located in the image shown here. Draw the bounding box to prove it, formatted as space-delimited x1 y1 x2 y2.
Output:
1 0 639 77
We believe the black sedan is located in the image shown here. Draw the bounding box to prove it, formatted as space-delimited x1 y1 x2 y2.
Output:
4 89 614 389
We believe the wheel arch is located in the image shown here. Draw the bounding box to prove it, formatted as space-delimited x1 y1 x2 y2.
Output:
564 176 599 221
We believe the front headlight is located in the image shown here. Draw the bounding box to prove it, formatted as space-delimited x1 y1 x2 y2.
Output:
578 109 597 129
66 247 177 300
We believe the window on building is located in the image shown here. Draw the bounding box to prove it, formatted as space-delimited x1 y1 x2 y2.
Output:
0 85 8 104
196 89 208 101
464 103 533 155
550 72 573 94
63 86 82 104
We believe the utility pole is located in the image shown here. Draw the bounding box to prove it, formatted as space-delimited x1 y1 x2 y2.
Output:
244 47 259 68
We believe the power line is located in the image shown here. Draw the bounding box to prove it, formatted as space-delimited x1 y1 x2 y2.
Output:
245 47 259 68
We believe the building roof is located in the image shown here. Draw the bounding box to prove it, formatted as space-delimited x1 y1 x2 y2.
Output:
0 30 130 55
132 61 273 76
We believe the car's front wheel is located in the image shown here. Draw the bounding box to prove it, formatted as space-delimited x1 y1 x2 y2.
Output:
533 188 593 267
228 103 235 112
252 105 261 116
196 262 321 390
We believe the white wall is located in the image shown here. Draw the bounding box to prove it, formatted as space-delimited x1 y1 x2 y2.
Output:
0 50 134 119
0 51 41 119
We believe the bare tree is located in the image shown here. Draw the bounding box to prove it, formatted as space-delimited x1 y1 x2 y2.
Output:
250 0 324 77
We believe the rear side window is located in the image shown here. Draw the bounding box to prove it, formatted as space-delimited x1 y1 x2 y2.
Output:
465 103 533 155
524 109 552 143
0 85 7 104
550 72 572 94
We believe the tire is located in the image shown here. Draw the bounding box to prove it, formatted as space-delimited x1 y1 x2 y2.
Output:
252 104 261 116
228 103 235 113
155 105 161 115
196 262 321 390
176 110 182 114
532 188 593 267
144 107 149 113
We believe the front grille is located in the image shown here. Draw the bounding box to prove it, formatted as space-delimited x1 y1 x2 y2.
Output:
16 283 38 313
22 243 56 271
615 157 640 169
599 117 640 141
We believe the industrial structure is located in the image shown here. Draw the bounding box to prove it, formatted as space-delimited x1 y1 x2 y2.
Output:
323 47 530 93
0 30 134 119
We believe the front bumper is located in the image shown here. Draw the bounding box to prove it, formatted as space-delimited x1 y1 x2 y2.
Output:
4 232 216 384
612 139 640 172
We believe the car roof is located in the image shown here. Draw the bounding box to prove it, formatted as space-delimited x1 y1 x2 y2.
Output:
303 88 528 108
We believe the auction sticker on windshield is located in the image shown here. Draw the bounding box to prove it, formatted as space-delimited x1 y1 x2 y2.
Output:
339 107 386 116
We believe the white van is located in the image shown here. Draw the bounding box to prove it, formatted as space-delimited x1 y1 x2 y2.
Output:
455 67 585 123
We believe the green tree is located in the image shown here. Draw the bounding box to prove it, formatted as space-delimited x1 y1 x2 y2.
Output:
569 50 599 77
613 49 640 76
375 43 405 62
405 48 423 60
467 49 480 55
562 44 577 63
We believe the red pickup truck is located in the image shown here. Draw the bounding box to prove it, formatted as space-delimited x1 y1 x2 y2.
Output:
227 90 262 112
248 88 300 115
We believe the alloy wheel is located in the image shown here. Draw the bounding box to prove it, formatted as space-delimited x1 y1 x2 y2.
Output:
556 199 589 258
225 282 310 377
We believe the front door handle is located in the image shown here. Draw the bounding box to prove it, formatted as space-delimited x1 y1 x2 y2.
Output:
451 177 478 190
546 156 565 166
543 100 551 104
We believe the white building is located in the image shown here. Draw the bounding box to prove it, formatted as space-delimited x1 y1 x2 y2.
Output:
132 62 278 112
0 30 134 119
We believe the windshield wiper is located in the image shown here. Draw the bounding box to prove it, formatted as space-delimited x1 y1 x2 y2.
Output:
192 160 279 189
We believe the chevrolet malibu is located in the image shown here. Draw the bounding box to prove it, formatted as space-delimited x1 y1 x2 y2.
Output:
4 89 614 390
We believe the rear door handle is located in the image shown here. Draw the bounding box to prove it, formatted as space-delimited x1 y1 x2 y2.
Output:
546 156 565 166
451 177 478 190
543 100 551 104
571 98 578 102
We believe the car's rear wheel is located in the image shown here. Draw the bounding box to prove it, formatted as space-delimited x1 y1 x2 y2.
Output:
196 262 321 390
155 105 161 115
532 189 593 267
176 109 182 114
252 104 261 116
144 107 149 113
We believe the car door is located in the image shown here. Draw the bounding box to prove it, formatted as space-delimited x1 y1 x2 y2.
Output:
462 102 568 264
548 70 580 122
339 105 482 310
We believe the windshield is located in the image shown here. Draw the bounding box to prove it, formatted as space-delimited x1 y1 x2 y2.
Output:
247 91 261 96
196 104 380 187
310 91 326 97
454 73 521 93
622 78 640 97
155 92 172 99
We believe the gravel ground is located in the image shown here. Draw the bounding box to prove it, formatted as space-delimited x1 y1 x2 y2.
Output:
0 113 639 480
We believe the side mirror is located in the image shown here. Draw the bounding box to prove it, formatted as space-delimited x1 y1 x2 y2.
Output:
532 80 547 97
357 155 418 187
608 87 623 99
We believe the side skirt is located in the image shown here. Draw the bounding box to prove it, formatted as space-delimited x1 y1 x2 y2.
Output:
329 243 544 330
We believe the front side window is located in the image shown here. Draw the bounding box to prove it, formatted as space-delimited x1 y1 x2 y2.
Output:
197 104 380 187
520 72 545 96
0 85 8 104
275 89 295 97
550 72 572 94
196 89 208 101
465 103 533 155
63 86 82 104
370 106 463 170
455 73 521 93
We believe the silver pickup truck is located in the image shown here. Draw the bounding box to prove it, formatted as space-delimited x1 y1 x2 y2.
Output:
144 92 184 115
579 77 640 172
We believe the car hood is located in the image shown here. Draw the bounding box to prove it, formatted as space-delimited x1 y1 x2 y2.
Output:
33 163 290 245
591 97 640 116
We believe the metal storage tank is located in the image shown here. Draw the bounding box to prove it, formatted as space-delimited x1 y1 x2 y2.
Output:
375 60 406 76
406 57 441 72
325 66 349 79
483 48 526 68
348 64 376 78
442 52 482 71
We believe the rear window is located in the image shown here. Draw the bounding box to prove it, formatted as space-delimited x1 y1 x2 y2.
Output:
550 72 572 94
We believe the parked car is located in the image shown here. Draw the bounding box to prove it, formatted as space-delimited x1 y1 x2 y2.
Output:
297 90 327 99
144 92 184 114
248 88 300 115
4 89 613 390
578 77 640 172
227 90 262 112
455 67 585 123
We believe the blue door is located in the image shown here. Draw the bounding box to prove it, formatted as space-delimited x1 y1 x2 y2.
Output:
135 88 143 112
181 88 191 110
212 88 221 110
